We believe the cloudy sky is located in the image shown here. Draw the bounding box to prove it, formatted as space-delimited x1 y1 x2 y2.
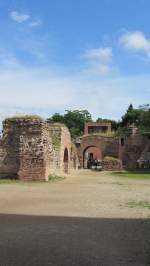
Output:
0 0 150 128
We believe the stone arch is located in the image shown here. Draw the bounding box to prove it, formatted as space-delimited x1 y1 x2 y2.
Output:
63 147 69 173
77 135 119 168
83 145 102 169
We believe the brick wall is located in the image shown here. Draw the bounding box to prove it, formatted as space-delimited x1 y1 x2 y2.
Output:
76 135 119 168
119 132 150 169
0 118 73 181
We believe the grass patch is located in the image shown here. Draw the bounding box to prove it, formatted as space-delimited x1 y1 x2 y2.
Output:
52 136 61 148
111 171 150 179
5 115 44 122
0 174 18 184
127 201 150 210
104 156 120 161
48 174 65 182
0 179 18 184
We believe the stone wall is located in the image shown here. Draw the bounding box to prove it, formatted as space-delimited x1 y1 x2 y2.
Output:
18 120 52 181
76 134 119 168
0 119 21 176
0 118 73 181
119 131 150 169
102 159 122 171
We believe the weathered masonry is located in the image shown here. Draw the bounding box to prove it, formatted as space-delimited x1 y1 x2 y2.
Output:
0 118 150 181
75 122 150 170
0 117 77 181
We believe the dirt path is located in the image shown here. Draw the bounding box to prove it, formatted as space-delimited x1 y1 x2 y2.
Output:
0 170 150 218
0 170 150 265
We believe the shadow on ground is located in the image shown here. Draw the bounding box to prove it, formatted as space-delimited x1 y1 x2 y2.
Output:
0 214 150 266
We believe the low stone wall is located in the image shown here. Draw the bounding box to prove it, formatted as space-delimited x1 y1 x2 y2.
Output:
102 159 122 171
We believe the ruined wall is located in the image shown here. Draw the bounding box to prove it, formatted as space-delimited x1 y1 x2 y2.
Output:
119 132 150 169
0 119 22 176
60 126 72 174
101 159 122 171
70 143 79 171
46 124 72 175
76 135 119 168
18 120 53 181
0 118 73 181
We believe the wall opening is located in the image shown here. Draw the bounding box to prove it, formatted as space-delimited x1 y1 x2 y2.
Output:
83 146 102 169
121 138 125 146
63 147 69 173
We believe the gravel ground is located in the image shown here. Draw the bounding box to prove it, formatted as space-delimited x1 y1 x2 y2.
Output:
0 170 150 265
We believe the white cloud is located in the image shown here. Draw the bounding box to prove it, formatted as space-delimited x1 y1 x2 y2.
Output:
0 66 149 131
10 11 30 23
0 50 20 68
9 11 43 28
84 47 112 62
120 31 150 58
83 62 111 76
28 20 43 27
82 47 114 76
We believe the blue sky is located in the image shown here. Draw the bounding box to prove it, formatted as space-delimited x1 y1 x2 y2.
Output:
0 0 150 128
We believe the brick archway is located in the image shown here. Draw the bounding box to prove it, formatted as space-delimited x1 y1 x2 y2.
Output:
76 135 119 168
83 145 102 168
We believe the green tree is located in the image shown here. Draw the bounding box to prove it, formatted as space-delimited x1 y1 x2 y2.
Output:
47 110 92 138
139 108 150 131
96 117 119 131
139 104 150 111
46 113 64 124
120 104 143 127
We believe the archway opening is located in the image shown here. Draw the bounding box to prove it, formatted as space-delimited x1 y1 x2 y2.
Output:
83 146 102 169
63 147 69 173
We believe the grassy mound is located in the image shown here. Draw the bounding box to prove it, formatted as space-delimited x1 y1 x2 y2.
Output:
104 156 120 161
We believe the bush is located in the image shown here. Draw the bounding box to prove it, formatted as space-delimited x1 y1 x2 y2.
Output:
48 174 65 182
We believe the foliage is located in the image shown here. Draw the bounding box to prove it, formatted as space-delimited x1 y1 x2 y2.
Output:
47 113 64 124
87 131 117 138
48 174 65 182
5 115 44 122
120 104 143 127
96 117 119 131
111 171 150 179
139 108 150 131
120 104 150 131
46 103 150 138
104 156 120 161
0 174 18 184
52 136 61 148
127 201 150 210
47 110 92 138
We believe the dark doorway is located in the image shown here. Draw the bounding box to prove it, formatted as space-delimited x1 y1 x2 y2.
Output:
83 146 102 169
64 148 69 173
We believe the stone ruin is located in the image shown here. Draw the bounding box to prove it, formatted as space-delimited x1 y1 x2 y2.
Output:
119 127 150 169
0 118 150 181
0 117 78 181
75 122 150 170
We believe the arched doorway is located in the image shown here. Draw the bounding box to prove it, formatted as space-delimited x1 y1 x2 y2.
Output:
83 146 102 169
63 147 69 173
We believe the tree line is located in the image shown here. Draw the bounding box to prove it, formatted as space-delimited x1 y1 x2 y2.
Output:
46 104 150 138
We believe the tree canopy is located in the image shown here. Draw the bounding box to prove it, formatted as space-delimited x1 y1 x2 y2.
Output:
46 104 150 138
120 104 150 131
47 110 92 138
96 117 119 131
